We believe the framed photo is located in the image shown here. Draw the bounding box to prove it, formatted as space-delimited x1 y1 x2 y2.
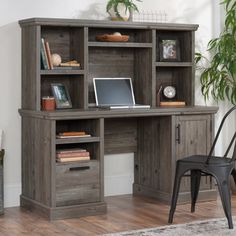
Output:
51 83 72 109
159 39 180 61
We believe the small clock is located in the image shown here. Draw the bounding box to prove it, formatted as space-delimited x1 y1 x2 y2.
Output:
163 86 176 99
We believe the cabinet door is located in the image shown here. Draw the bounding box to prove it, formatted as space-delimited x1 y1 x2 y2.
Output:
175 115 213 192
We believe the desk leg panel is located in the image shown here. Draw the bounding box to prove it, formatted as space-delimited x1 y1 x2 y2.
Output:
135 117 172 196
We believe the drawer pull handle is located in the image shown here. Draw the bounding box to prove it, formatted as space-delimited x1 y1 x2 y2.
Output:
69 166 90 171
176 124 181 144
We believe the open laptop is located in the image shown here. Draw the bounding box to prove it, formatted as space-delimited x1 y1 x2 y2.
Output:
93 78 150 109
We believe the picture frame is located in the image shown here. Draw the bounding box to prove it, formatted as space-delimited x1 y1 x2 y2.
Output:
51 83 72 109
159 38 180 61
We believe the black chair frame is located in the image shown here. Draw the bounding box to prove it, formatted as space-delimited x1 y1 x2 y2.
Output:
168 105 236 229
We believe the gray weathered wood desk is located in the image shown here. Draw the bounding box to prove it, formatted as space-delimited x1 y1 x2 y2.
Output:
19 106 218 220
19 18 218 220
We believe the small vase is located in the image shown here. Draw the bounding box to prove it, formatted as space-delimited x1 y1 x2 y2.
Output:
108 3 130 21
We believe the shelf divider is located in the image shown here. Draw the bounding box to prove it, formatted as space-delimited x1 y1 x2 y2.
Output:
88 42 153 48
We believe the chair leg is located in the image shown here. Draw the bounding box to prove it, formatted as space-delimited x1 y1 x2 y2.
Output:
215 174 233 229
231 168 236 186
190 170 201 213
168 162 185 224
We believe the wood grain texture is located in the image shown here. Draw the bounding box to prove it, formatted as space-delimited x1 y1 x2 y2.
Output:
175 115 216 202
2 194 236 236
22 117 53 206
19 18 218 221
104 118 137 154
21 25 40 110
19 18 199 32
56 161 100 207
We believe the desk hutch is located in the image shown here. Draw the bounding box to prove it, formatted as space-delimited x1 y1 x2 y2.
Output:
19 18 218 220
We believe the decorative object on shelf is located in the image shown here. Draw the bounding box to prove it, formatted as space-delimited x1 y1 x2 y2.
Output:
159 38 180 62
51 83 72 109
41 96 56 111
160 101 186 106
51 53 62 67
59 60 81 68
163 85 176 99
132 10 168 23
96 32 129 42
195 0 236 104
106 0 141 21
157 84 186 107
156 85 162 106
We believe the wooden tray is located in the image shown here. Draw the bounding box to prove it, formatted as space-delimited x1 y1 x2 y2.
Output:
96 34 129 42
160 101 186 106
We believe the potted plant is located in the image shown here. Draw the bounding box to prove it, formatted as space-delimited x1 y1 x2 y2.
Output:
195 0 236 104
106 0 142 21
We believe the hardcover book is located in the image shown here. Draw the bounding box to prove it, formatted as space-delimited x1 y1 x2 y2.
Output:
56 151 90 158
40 38 49 69
56 156 90 162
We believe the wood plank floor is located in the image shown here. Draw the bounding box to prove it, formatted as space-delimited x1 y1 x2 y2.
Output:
0 194 236 236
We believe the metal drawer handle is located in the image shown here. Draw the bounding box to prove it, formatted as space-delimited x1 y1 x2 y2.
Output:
176 124 181 144
69 166 90 171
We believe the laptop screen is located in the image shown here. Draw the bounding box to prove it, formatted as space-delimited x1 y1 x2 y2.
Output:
93 78 135 106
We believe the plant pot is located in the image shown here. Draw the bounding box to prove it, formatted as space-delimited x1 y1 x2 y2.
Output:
108 3 130 21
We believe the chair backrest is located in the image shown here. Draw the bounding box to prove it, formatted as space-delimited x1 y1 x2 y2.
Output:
206 105 236 164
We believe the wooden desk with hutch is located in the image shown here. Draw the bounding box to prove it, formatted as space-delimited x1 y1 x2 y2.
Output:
19 18 218 220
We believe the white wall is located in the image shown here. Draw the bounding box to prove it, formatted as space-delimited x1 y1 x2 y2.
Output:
0 0 227 207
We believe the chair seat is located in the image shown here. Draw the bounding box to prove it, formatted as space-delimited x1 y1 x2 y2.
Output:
179 155 232 166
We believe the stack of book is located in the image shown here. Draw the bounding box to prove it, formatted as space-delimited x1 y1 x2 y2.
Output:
56 148 90 163
56 60 81 70
56 131 91 139
40 38 53 70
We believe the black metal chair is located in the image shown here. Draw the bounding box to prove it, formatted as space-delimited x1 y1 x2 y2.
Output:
168 105 236 229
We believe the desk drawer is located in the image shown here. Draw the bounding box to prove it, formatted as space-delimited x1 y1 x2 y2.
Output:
56 161 100 207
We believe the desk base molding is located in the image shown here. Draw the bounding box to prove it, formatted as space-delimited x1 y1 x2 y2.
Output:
20 195 107 220
133 184 217 204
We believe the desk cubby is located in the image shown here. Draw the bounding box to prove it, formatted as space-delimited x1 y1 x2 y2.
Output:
88 27 152 43
41 74 85 109
41 26 85 68
19 18 217 220
156 66 193 105
156 30 193 62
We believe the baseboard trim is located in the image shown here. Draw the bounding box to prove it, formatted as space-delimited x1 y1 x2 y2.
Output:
20 195 107 220
4 183 21 207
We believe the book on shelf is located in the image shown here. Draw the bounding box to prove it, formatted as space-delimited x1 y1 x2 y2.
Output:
56 134 91 138
40 38 49 70
56 156 90 162
56 148 87 154
53 66 81 70
60 61 80 67
56 151 90 158
56 131 91 138
44 40 53 69
59 131 87 136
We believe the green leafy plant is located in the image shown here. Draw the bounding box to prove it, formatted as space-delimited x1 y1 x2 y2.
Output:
106 0 142 19
195 0 236 104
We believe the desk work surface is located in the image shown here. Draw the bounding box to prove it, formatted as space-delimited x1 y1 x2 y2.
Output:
19 106 218 120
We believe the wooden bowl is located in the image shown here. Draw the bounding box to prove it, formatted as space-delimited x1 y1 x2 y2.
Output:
96 34 129 42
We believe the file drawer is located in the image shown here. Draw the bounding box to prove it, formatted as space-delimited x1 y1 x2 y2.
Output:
56 161 100 207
